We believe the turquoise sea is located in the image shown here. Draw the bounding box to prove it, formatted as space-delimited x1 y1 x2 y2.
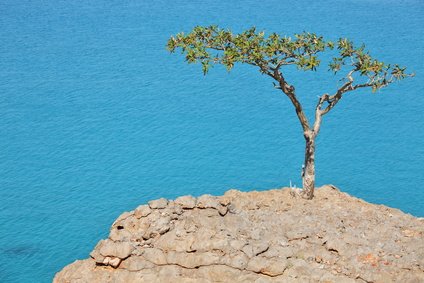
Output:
1 0 423 282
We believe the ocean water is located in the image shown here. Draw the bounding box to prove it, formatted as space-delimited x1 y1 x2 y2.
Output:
0 0 423 282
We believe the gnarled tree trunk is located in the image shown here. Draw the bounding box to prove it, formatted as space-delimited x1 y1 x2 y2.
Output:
272 69 319 199
302 134 316 199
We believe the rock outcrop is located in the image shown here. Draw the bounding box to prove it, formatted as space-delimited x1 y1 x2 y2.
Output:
54 185 424 282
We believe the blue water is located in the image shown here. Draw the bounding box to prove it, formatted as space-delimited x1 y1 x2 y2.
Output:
0 0 423 282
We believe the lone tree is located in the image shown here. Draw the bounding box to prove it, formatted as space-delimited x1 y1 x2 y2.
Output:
167 26 412 199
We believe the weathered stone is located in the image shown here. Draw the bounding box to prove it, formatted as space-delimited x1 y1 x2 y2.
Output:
142 248 167 265
102 256 110 265
222 252 249 269
227 203 242 214
196 194 220 209
260 258 288 276
98 240 134 259
217 205 228 216
169 203 184 215
166 251 221 268
285 229 309 240
100 256 122 268
55 186 424 283
242 244 254 258
324 236 351 256
109 227 133 242
252 241 269 256
284 260 312 278
134 205 152 218
200 207 220 217
242 242 268 258
142 216 171 239
148 198 168 209
175 195 196 209
196 265 244 282
246 256 267 272
230 239 246 251
154 216 171 235
155 230 196 252
89 243 105 263
112 211 132 225
119 256 155 271
157 265 182 278
108 257 122 268
219 196 231 206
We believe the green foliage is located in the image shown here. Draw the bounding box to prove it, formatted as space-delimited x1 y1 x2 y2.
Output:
167 26 331 74
167 26 412 92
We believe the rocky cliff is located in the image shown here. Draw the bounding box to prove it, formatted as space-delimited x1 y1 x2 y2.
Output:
54 186 423 283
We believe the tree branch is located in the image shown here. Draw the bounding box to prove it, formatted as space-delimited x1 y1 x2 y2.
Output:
312 93 330 135
168 26 412 139
319 70 395 117
320 70 356 115
270 69 311 133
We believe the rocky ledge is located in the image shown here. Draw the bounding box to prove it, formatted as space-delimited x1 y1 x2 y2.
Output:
54 186 423 283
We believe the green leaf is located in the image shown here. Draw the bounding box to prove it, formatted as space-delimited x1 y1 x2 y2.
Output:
167 25 412 90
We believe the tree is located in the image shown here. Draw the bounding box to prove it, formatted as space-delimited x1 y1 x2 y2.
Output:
167 26 412 199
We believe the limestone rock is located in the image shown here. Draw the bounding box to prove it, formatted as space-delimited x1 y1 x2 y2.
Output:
142 248 167 265
119 256 155 271
175 195 196 209
260 258 288 276
154 216 172 235
148 198 168 209
134 205 152 218
196 194 220 209
222 252 249 269
97 239 134 259
55 185 424 283
166 251 221 268
108 257 122 268
242 242 269 258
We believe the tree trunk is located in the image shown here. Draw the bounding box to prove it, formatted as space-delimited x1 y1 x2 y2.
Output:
302 134 316 199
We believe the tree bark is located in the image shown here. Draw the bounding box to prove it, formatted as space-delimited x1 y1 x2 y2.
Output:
302 133 316 199
271 70 321 199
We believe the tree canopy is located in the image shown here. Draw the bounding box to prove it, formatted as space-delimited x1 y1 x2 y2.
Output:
167 25 410 95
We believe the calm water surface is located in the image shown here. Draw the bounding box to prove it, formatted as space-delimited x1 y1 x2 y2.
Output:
1 0 423 282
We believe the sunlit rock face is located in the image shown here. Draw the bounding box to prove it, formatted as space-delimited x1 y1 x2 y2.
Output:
54 185 424 283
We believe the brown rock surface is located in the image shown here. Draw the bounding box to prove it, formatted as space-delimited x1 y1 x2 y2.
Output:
54 185 424 282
